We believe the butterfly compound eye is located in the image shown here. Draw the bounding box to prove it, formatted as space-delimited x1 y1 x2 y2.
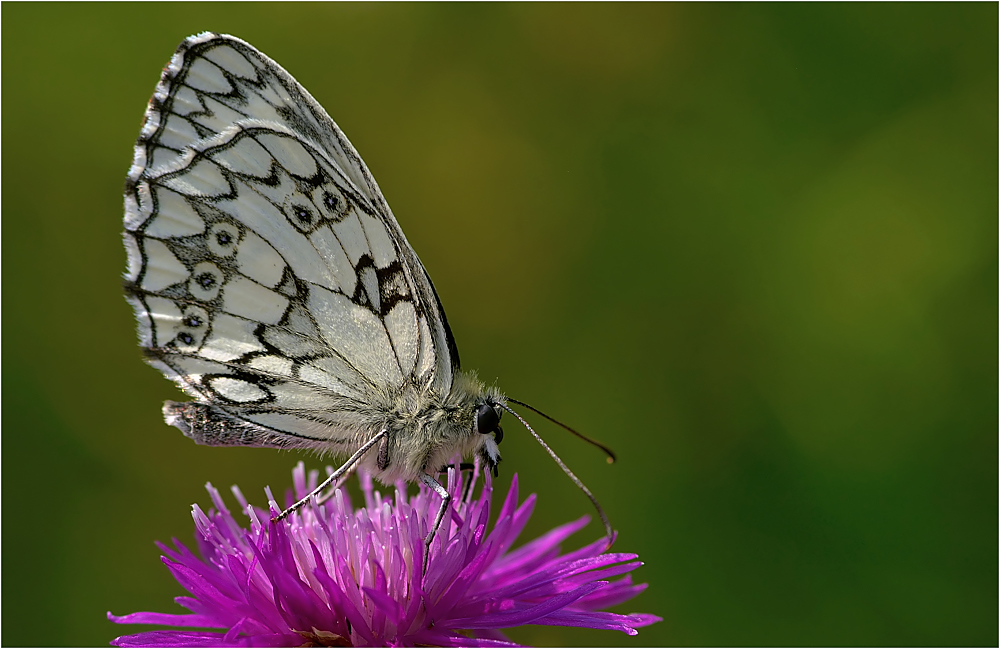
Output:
475 403 501 437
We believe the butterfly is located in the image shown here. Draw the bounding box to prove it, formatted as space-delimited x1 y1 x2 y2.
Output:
123 33 613 570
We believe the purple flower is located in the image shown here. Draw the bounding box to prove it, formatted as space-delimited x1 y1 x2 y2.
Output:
109 461 660 647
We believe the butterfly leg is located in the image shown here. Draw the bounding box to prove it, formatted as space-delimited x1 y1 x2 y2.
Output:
419 472 451 578
435 462 475 473
314 465 357 506
434 462 479 504
273 430 387 522
435 463 478 504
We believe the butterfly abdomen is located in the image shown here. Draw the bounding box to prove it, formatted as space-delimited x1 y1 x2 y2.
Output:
164 401 296 448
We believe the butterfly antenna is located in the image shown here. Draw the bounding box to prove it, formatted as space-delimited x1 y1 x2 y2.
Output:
498 402 614 546
507 397 616 463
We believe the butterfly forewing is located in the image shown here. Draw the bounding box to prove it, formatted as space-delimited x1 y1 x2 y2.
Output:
124 33 459 449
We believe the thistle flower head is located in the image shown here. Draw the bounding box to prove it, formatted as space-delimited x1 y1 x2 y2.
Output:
109 462 660 646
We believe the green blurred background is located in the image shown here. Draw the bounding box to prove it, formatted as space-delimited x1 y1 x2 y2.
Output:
3 3 996 646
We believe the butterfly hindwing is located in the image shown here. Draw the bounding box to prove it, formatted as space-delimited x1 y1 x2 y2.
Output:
125 33 459 450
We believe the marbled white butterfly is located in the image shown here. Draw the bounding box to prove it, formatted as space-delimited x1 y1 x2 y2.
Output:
123 33 614 568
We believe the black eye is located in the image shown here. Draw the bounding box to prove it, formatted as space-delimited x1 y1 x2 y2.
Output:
475 403 501 437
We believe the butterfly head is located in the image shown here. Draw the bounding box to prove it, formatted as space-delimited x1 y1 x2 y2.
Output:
474 397 503 476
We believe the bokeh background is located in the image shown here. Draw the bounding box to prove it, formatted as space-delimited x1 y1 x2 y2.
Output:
3 4 996 647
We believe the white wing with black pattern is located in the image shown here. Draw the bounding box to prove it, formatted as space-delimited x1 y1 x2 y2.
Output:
124 33 459 450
